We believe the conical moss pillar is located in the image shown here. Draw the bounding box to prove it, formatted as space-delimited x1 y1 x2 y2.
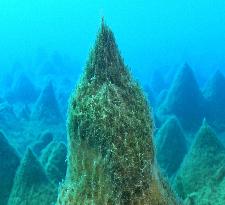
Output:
57 20 178 205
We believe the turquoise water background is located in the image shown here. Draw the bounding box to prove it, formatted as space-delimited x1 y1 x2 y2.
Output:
0 0 225 81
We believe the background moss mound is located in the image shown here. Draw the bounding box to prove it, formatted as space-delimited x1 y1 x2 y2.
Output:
32 81 62 124
8 148 57 205
5 73 39 104
31 131 54 156
156 116 187 178
173 120 225 201
203 70 225 132
40 141 67 185
186 174 225 205
57 20 178 205
0 132 20 205
157 63 204 132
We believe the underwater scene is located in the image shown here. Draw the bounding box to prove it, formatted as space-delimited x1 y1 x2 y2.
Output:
1 1 225 205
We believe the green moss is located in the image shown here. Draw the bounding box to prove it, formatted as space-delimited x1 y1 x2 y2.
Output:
40 141 67 185
173 119 225 200
0 131 20 205
8 148 57 205
40 141 59 165
183 168 225 205
56 20 178 205
156 116 187 177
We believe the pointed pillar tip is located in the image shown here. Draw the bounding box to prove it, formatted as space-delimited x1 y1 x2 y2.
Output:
202 118 208 127
101 16 106 29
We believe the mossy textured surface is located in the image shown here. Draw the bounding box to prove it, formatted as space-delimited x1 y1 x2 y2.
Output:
0 132 20 205
186 170 225 205
57 21 178 205
156 116 187 177
8 148 57 205
173 120 225 200
41 141 67 185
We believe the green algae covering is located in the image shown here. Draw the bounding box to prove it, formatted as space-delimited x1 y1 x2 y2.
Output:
57 19 179 205
41 141 67 185
0 132 20 205
8 148 57 205
156 116 187 178
173 119 225 202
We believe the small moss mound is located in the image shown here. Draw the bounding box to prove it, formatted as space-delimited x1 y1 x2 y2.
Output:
31 131 54 156
156 116 187 177
173 119 225 200
56 20 178 205
40 141 59 165
8 148 57 205
0 132 20 205
40 142 67 185
192 169 225 205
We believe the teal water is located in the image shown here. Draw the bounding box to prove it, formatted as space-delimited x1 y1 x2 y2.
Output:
0 1 225 81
